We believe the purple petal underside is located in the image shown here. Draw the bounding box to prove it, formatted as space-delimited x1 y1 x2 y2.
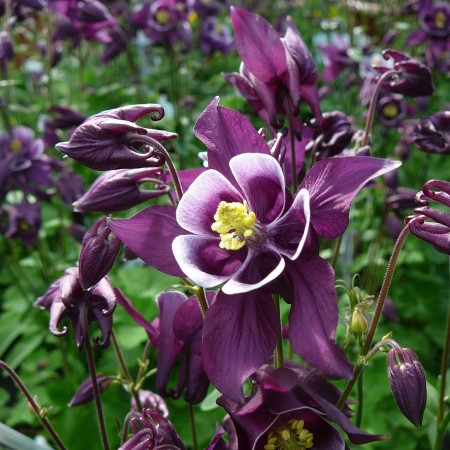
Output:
202 290 278 402
108 205 185 277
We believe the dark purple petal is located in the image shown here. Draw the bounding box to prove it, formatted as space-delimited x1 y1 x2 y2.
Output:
300 156 401 238
202 290 278 402
229 153 285 224
409 215 450 254
176 169 242 236
172 235 246 288
68 374 111 406
285 253 353 378
107 205 185 277
194 98 270 182
230 7 287 84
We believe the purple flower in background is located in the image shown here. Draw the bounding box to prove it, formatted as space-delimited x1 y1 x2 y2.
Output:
0 31 13 71
119 408 185 450
56 104 177 170
387 347 427 428
376 93 412 128
5 200 41 246
73 168 170 213
34 267 116 350
408 179 450 254
217 363 386 449
319 36 356 83
131 390 168 417
408 110 450 154
110 98 401 400
406 0 450 68
199 17 234 55
131 0 193 48
224 7 322 132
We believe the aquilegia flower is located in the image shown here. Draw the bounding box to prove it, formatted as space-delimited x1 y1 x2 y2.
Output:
408 110 450 154
56 104 177 170
109 98 401 400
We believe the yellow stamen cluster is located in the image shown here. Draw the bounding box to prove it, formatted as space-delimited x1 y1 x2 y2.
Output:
435 11 446 29
10 139 22 152
211 200 256 250
264 420 313 450
155 10 171 25
382 104 399 119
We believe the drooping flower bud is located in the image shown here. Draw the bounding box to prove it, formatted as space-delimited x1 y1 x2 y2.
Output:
387 347 426 428
78 217 121 290
351 308 368 334
408 111 450 154
68 374 112 406
375 50 434 98
73 168 169 213
56 104 177 170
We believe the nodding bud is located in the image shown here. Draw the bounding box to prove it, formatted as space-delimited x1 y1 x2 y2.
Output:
351 308 367 334
79 217 121 290
387 348 426 428
68 374 112 407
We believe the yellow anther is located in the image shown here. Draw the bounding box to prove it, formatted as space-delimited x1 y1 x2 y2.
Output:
435 11 446 29
281 428 291 441
265 420 314 450
212 200 256 251
382 104 399 118
10 139 22 152
155 10 171 25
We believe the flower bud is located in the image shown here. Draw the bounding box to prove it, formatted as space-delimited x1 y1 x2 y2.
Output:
387 348 426 428
79 217 121 290
68 374 111 406
351 308 367 334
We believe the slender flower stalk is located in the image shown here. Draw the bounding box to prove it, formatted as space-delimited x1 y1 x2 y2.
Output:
362 69 400 147
188 403 198 450
0 360 68 450
336 225 410 409
81 305 110 450
272 295 284 369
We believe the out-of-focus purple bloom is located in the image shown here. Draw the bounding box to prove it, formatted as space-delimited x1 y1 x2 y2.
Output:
131 390 168 417
73 168 169 213
408 179 450 254
319 36 356 83
5 200 41 246
408 110 450 154
387 347 427 428
131 0 193 48
224 7 322 133
306 111 355 160
0 31 13 71
68 373 111 406
376 93 411 128
217 363 386 449
110 98 401 401
375 49 434 98
199 17 233 55
55 168 85 206
78 217 121 290
101 23 127 63
115 289 211 404
119 408 185 450
34 267 116 350
56 104 177 170
382 296 399 323
48 105 86 130
406 0 450 68
193 0 222 18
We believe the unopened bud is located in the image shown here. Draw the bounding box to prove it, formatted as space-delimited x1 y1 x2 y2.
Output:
351 308 367 334
387 348 426 428
68 374 111 406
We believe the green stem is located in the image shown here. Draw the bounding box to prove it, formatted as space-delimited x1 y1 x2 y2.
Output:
336 225 410 409
136 339 152 387
0 360 68 450
331 235 343 269
188 403 198 450
272 295 284 369
433 410 450 450
356 369 364 427
81 305 110 450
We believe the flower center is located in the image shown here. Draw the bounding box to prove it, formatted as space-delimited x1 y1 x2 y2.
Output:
155 9 171 25
435 11 446 29
264 420 314 450
10 138 22 152
382 103 399 119
211 200 256 250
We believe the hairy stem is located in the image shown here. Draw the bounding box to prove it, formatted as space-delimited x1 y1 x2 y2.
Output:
0 360 67 450
188 403 198 450
272 295 284 369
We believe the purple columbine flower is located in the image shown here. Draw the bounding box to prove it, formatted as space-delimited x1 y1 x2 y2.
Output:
408 179 450 254
73 168 170 213
408 110 450 154
375 49 434 98
130 390 168 417
215 363 386 449
406 0 450 69
387 347 427 428
109 98 401 400
199 17 234 55
119 408 186 450
56 104 177 170
78 216 122 290
224 7 322 132
34 267 116 350
5 200 41 246
319 36 356 83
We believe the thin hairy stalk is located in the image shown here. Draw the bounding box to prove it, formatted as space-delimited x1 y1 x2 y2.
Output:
0 360 68 450
81 305 110 450
272 295 284 369
433 410 450 450
362 69 400 147
436 258 450 437
336 225 410 409
127 133 183 202
331 235 343 269
136 339 152 387
281 95 298 193
188 403 198 450
356 369 364 428
111 330 142 411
